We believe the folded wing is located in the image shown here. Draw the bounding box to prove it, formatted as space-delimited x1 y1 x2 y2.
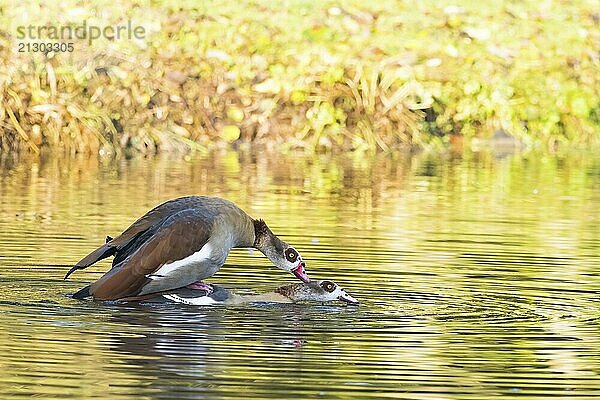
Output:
65 196 205 279
89 209 212 300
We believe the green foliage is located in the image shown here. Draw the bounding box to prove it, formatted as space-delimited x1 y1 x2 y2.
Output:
0 0 598 154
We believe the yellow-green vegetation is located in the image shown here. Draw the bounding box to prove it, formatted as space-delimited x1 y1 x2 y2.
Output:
0 0 598 154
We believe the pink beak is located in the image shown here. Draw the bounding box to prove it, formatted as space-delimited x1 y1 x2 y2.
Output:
338 292 359 305
292 262 310 283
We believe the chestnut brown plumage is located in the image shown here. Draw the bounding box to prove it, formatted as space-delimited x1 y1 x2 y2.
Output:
67 196 310 300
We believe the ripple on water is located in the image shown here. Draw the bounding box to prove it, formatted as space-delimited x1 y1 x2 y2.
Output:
1 152 600 399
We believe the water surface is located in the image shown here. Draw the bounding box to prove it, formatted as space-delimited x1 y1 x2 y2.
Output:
1 149 599 399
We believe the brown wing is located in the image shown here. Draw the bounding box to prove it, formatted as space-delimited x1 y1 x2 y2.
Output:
109 196 205 248
65 196 206 279
89 209 212 300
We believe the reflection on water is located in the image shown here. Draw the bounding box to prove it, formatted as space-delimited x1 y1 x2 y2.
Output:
0 149 599 399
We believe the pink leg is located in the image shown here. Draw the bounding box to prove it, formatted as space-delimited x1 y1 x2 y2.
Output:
186 281 214 294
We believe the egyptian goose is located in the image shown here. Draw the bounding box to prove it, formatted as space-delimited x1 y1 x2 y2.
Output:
159 280 359 305
66 196 310 300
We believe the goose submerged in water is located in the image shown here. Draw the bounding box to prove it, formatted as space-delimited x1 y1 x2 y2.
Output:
65 196 310 301
155 280 359 306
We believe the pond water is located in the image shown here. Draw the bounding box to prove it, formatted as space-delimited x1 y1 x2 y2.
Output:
0 149 599 399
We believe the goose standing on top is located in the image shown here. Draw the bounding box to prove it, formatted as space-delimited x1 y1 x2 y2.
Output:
65 196 310 301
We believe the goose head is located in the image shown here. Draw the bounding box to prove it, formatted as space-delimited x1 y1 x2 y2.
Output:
276 280 359 304
253 219 310 283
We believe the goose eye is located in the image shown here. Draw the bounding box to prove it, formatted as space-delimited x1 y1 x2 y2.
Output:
284 248 298 262
320 281 335 293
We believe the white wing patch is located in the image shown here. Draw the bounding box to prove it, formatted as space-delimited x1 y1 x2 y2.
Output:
163 294 218 305
146 242 213 280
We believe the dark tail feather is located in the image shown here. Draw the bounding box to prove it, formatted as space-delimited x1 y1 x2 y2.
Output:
72 285 91 299
64 243 116 280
